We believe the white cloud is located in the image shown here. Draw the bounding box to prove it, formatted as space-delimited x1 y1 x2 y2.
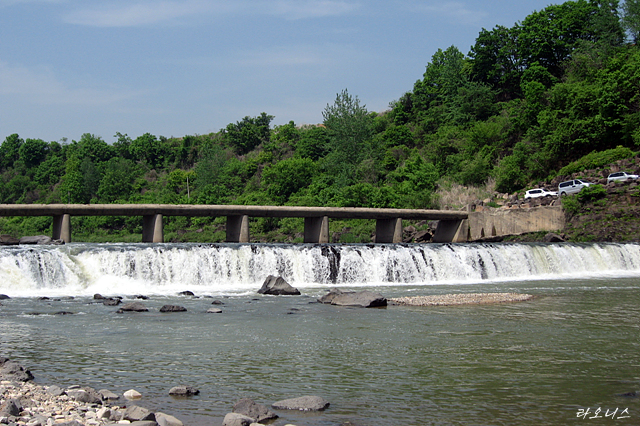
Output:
268 0 359 20
416 1 487 25
0 61 142 106
62 0 218 27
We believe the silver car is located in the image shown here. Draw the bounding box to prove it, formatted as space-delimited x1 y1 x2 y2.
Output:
558 179 592 196
607 171 639 184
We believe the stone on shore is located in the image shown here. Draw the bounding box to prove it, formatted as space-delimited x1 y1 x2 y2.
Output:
99 388 120 401
232 398 278 422
0 294 10 300
67 386 102 404
116 302 148 313
168 385 199 396
319 289 387 308
46 385 66 397
0 398 22 417
155 412 184 426
160 305 187 313
206 307 223 313
271 395 330 411
257 275 301 295
124 405 155 422
222 412 255 426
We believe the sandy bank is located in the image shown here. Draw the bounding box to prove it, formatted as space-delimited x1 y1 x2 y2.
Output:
389 292 534 306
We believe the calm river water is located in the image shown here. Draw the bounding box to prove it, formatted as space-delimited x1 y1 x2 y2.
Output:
0 243 639 425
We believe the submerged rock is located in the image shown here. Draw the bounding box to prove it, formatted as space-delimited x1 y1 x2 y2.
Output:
168 385 199 396
257 275 301 295
319 289 387 308
116 302 148 313
159 305 187 313
271 395 330 411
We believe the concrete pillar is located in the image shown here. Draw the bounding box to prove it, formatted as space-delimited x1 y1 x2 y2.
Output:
142 214 163 243
432 219 468 243
304 216 329 243
226 215 250 243
375 218 402 243
52 214 71 243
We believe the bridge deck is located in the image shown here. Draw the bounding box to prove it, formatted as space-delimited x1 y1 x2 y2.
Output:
0 204 468 244
0 204 467 220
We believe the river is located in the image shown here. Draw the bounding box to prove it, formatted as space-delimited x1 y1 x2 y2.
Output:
0 242 639 425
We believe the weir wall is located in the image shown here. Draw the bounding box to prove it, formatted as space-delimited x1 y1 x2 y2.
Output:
465 205 565 241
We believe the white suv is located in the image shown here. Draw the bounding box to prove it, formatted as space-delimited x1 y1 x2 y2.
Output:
525 188 558 199
607 171 639 184
558 179 592 196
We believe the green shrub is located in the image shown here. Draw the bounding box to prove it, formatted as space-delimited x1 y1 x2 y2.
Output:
577 184 606 203
561 195 581 216
558 146 637 176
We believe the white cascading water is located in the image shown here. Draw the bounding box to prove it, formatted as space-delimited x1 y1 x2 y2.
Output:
1 242 640 297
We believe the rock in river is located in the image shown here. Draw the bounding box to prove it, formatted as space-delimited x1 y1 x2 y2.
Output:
257 275 300 295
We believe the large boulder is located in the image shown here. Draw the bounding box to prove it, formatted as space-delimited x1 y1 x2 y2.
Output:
319 289 387 308
271 395 330 411
257 275 300 295
232 398 278 423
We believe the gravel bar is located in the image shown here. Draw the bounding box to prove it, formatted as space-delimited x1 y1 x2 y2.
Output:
389 293 534 306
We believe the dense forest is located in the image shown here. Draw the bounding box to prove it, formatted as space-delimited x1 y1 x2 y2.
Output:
2 0 640 242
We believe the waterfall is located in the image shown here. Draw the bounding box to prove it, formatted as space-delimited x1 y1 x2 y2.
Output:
1 242 640 297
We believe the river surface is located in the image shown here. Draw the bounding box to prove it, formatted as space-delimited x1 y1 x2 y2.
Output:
0 242 639 425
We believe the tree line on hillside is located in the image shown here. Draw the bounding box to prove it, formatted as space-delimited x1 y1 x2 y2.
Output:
2 0 640 241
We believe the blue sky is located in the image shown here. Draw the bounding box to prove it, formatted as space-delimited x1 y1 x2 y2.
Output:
0 0 562 143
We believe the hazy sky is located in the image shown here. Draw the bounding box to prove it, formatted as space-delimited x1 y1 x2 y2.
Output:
0 0 562 143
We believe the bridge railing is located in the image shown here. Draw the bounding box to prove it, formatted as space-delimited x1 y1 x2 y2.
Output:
0 204 469 244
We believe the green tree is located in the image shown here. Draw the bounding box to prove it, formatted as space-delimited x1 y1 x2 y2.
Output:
75 133 113 163
322 89 373 184
262 157 316 204
0 134 23 170
131 133 163 168
18 138 48 168
622 0 640 42
224 112 274 155
97 158 138 202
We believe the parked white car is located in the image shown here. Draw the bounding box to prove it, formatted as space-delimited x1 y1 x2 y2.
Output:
558 179 592 196
525 188 558 199
607 171 639 184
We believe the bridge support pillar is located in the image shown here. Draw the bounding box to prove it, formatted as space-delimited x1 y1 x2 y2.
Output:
142 214 163 243
52 214 71 243
432 219 468 243
304 216 329 243
375 218 402 243
226 215 250 243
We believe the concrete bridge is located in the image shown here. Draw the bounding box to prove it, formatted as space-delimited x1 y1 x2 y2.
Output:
0 204 468 244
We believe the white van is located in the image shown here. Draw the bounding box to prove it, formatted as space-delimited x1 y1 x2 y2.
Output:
558 179 592 196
